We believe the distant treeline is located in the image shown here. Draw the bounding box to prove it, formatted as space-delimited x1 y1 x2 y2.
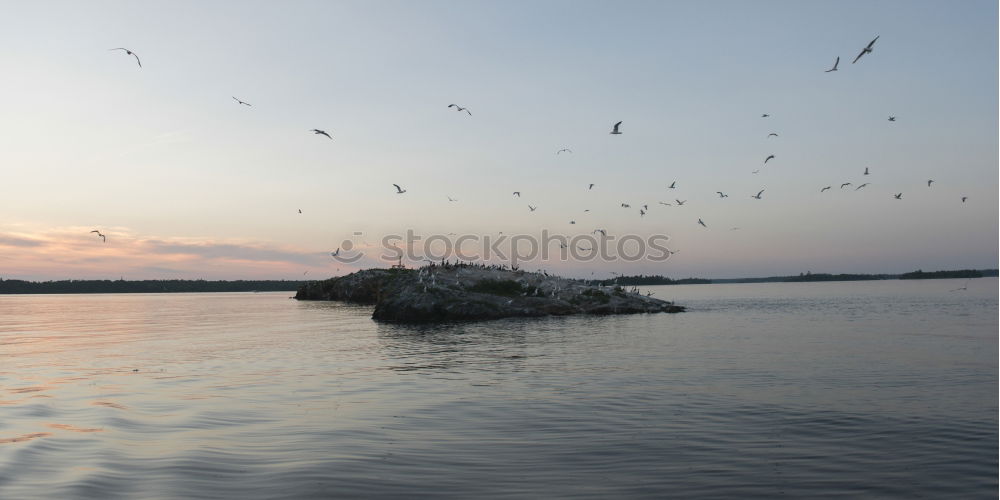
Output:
899 269 997 280
594 275 711 286
0 279 309 294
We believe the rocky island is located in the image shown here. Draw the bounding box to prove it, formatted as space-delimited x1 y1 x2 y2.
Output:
295 263 685 322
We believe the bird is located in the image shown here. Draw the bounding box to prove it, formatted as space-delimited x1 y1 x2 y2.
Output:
927 179 934 187
588 183 595 190
855 183 869 190
569 220 576 224
448 196 458 202
962 196 968 203
751 189 765 199
331 248 341 257
610 121 623 134
298 209 302 213
864 167 870 176
512 191 521 197
593 229 607 236
658 201 671 206
232 96 251 106
556 148 573 154
668 181 677 189
642 204 648 210
675 199 686 205
716 192 728 198
841 183 853 189
448 104 471 115
752 169 760 174
768 133 779 138
820 186 832 192
393 184 406 194
310 129 332 139
621 203 631 208
888 116 896 122
761 114 770 118
764 155 775 164
852 35 879 64
639 209 646 217
697 218 707 228
89 230 106 243
528 205 537 212
894 193 903 199
109 48 141 67
825 56 840 72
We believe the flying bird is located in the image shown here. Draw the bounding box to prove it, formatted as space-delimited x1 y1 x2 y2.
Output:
751 189 765 199
556 148 572 154
658 201 671 206
513 191 521 197
642 204 648 210
621 203 631 208
825 56 840 72
109 47 141 67
855 183 869 190
569 220 576 225
639 209 646 217
894 193 903 199
697 218 707 228
331 248 340 257
675 199 686 205
298 209 302 213
447 196 458 202
610 121 623 134
310 129 332 139
752 169 760 174
761 114 770 118
768 133 778 138
764 155 775 164
89 230 106 243
393 184 406 194
232 96 251 106
593 229 607 236
962 196 968 203
841 183 852 189
864 167 870 176
716 192 728 198
668 181 677 189
448 104 471 115
927 179 934 187
852 35 879 64
588 183 595 190
820 186 832 192
528 205 537 212
888 116 896 122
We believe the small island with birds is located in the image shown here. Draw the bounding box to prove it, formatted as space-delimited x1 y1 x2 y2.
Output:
295 262 684 322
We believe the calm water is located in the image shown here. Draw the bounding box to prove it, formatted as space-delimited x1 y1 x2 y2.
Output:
0 279 996 499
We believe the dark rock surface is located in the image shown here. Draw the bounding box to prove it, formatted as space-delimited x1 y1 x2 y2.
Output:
295 265 684 322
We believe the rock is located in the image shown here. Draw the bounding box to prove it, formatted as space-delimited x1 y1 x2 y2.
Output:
295 265 684 322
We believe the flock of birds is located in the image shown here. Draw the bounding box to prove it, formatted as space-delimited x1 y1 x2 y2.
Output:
93 37 972 269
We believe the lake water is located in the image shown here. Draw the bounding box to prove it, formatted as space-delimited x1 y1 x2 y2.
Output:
0 279 996 498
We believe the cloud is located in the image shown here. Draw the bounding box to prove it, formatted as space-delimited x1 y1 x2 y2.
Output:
0 235 45 247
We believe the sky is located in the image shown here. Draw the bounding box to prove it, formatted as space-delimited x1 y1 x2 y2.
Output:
0 0 997 280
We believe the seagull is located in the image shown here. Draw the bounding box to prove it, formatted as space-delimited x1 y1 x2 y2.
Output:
894 193 902 199
752 169 760 174
593 229 607 236
528 205 537 211
556 148 573 154
852 35 879 64
569 220 576 224
109 48 141 67
841 183 853 189
513 191 521 197
310 129 332 139
448 196 458 202
697 218 707 228
588 184 595 191
675 199 686 205
393 184 406 194
639 209 646 217
298 209 302 213
89 230 106 243
751 189 765 199
962 196 968 203
716 192 728 198
764 155 775 164
888 116 896 122
621 203 631 208
448 104 471 115
855 183 869 190
864 167 870 176
658 201 671 206
825 56 840 72
927 179 934 187
331 248 341 257
232 96 251 106
610 121 623 134
668 181 677 189
761 114 770 118
642 204 648 210
768 133 778 138
820 186 832 192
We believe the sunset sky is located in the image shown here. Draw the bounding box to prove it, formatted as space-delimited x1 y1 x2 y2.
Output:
1 0 996 280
